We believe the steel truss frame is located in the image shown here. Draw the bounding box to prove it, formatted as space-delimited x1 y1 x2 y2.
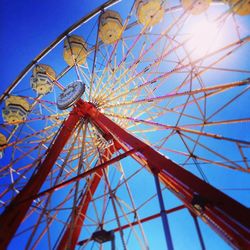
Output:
0 100 249 249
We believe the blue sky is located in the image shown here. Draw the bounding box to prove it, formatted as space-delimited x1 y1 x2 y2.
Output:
0 0 106 90
0 0 249 249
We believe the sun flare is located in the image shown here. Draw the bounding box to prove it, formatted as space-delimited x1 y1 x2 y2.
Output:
186 19 222 59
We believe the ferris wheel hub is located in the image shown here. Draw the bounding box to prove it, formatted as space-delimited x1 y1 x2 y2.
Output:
57 80 85 110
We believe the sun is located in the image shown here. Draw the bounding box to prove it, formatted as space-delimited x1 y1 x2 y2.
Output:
185 19 223 59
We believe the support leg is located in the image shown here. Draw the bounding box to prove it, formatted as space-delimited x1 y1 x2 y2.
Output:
0 110 81 249
154 172 174 250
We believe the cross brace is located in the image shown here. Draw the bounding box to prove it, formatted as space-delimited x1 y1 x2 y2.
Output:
0 100 249 249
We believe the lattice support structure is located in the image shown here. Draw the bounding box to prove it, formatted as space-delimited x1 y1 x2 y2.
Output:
0 100 249 249
57 144 119 249
78 100 250 249
0 109 82 249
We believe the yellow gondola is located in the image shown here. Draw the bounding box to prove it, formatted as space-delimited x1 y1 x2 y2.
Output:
30 64 56 95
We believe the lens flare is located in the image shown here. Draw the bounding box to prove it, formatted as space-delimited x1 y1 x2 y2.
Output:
186 20 222 59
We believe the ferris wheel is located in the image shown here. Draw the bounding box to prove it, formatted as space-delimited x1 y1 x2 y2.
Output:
0 0 250 249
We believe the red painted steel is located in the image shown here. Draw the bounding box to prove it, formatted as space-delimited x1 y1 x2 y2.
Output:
57 144 118 250
78 205 186 246
77 100 250 249
0 109 81 249
35 147 137 200
0 100 249 250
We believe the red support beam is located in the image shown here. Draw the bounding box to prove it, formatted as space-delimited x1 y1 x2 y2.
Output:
78 205 186 246
0 100 249 250
57 168 103 250
77 100 250 249
34 147 137 200
0 109 81 249
57 144 118 250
